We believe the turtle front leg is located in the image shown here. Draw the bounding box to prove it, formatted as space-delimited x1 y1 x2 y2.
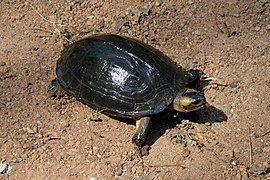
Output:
132 116 151 157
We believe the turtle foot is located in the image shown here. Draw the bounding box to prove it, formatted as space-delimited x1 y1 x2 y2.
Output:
47 79 65 99
134 144 150 157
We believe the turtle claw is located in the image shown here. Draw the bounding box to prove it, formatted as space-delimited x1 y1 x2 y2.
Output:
47 79 65 99
134 144 150 157
140 145 150 156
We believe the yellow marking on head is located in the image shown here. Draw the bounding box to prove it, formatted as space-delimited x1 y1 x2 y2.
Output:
136 120 140 130
186 88 199 93
179 96 194 106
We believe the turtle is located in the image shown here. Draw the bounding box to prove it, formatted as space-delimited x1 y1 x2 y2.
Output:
49 34 208 156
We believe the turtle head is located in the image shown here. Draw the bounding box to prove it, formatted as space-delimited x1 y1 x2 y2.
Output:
172 88 208 112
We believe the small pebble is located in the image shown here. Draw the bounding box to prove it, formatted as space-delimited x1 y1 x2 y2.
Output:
0 162 12 174
205 122 211 126
155 0 162 6
188 0 193 4
31 153 39 161
258 0 269 3
115 165 123 176
25 127 36 134
255 26 261 31
90 177 98 180
181 149 190 158
194 30 201 35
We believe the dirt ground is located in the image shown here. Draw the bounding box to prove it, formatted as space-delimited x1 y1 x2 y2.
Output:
0 0 269 179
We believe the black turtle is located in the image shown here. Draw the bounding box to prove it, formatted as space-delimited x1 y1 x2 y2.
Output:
49 34 208 156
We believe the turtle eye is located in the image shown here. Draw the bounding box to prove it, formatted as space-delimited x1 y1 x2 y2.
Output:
192 100 204 106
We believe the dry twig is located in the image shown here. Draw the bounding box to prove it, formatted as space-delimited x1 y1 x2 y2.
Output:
25 1 72 43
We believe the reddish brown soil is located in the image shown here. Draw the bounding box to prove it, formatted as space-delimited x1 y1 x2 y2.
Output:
1 1 269 179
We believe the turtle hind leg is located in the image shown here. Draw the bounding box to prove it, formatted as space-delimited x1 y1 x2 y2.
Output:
132 116 151 157
47 78 65 98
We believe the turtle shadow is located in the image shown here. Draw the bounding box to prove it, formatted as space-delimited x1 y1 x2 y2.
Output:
143 105 227 148
111 105 227 149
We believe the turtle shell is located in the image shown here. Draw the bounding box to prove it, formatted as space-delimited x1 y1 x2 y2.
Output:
56 34 192 117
